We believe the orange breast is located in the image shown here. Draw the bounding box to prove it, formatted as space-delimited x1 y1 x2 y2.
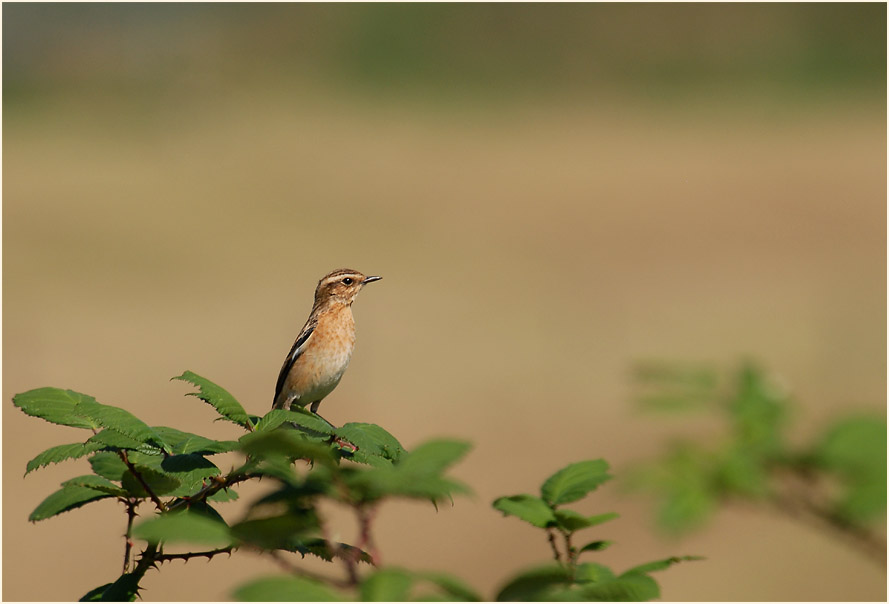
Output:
285 306 356 405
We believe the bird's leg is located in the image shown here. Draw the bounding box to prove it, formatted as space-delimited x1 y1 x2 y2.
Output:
309 402 338 431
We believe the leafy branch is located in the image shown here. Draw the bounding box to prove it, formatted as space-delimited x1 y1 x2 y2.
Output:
15 371 695 601
628 361 887 569
14 374 474 601
768 465 887 566
493 459 701 600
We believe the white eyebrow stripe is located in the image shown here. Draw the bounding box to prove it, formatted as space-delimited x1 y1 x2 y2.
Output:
321 273 362 285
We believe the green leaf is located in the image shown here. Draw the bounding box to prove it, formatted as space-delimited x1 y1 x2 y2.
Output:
79 573 143 602
98 573 142 602
231 514 320 550
574 562 616 583
79 583 114 601
158 454 221 495
495 563 572 601
26 441 104 475
415 572 482 602
122 451 222 496
13 388 100 429
553 508 587 531
838 480 887 524
813 416 887 478
396 439 470 475
586 512 620 527
251 410 290 433
258 479 334 511
87 429 164 455
622 556 704 575
133 510 231 546
178 500 228 525
250 482 329 512
173 371 253 430
714 446 769 497
658 480 715 534
629 444 716 534
30 484 112 521
492 494 556 528
335 422 405 462
728 363 788 458
234 575 341 601
555 510 619 532
239 429 337 467
554 509 619 532
150 426 239 455
207 488 240 503
345 440 472 503
121 465 182 497
541 460 612 506
245 457 300 484
361 568 415 601
90 450 222 498
254 408 334 435
579 540 613 553
553 572 660 601
288 538 373 564
71 399 171 453
63 475 128 497
341 447 395 468
89 452 128 481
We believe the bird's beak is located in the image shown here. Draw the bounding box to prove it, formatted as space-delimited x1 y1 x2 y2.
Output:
363 275 382 284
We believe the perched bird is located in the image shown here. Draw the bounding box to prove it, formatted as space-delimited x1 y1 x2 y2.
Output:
273 268 381 416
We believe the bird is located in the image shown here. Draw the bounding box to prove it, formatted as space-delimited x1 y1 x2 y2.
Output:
273 268 381 419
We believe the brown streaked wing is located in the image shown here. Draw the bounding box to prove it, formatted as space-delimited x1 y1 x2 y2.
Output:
272 317 317 408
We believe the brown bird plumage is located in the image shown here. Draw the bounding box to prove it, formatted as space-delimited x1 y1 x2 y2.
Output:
273 269 381 414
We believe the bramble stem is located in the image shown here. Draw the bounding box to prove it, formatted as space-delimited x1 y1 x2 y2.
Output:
118 451 166 512
357 504 380 566
155 547 234 563
128 543 158 589
770 468 887 569
122 500 137 573
166 471 253 512
562 529 578 578
546 528 563 564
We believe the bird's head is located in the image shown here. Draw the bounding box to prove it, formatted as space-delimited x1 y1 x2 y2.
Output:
314 268 382 307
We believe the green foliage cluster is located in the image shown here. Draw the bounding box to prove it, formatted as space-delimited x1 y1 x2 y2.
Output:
492 460 701 601
629 362 886 564
15 371 696 601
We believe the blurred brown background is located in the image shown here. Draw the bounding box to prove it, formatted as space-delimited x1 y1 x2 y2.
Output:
3 3 885 601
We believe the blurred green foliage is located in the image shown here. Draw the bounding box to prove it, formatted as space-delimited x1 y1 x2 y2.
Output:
628 362 886 564
811 417 888 524
3 3 885 107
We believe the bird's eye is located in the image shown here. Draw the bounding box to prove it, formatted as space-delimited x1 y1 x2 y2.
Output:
342 277 353 285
